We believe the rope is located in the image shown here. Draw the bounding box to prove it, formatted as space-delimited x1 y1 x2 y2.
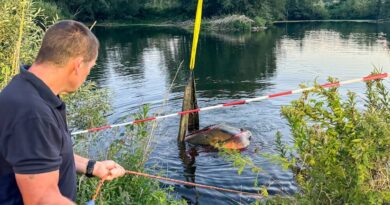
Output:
92 176 107 201
71 73 389 135
87 170 263 204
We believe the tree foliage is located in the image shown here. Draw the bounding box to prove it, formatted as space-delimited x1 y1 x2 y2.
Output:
42 0 390 22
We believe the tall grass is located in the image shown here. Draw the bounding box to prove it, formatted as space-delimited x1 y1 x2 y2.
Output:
0 0 42 89
0 0 64 90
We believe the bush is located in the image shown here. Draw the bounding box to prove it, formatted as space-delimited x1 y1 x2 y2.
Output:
277 72 390 204
62 81 111 130
204 15 254 31
221 72 390 204
34 0 70 23
73 105 187 205
254 16 267 28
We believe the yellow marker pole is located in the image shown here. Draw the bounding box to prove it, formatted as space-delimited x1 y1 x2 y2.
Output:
178 0 203 142
189 0 203 70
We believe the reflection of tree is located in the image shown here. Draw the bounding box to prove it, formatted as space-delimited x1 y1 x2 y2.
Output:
275 22 384 47
91 26 281 98
194 29 281 98
378 23 390 49
91 26 190 84
91 22 388 99
177 142 200 205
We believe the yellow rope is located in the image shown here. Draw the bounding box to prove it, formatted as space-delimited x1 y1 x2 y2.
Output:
189 0 203 71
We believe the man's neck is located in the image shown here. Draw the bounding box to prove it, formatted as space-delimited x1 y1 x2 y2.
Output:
28 63 67 95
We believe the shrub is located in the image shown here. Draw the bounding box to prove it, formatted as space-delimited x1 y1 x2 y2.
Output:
74 105 187 205
220 72 390 204
62 81 111 131
205 15 254 31
254 16 267 28
34 0 69 23
277 72 390 204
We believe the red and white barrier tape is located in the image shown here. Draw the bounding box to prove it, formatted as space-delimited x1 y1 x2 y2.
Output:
71 73 389 136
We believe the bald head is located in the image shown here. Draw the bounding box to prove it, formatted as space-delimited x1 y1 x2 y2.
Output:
35 20 99 66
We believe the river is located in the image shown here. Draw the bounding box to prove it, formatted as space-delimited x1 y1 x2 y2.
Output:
89 22 390 204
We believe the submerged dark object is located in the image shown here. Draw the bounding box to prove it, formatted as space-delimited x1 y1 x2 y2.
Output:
178 71 199 142
178 71 252 149
185 123 252 149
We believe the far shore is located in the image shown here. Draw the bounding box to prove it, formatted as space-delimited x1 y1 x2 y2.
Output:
87 18 388 31
273 19 385 24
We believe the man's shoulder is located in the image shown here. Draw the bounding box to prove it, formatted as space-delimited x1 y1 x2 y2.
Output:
0 74 31 102
0 76 56 128
0 76 43 109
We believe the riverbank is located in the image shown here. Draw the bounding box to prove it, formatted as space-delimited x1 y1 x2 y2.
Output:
93 15 266 32
92 18 388 33
273 19 385 24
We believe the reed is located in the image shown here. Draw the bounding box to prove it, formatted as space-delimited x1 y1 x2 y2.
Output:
0 0 43 90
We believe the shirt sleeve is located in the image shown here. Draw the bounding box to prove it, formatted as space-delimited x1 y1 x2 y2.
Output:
3 117 63 174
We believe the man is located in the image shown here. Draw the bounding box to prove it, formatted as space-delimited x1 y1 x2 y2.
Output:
0 20 126 204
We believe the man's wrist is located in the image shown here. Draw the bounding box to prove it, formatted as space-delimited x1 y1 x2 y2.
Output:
86 160 96 177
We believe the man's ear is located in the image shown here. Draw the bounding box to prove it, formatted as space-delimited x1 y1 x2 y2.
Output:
72 57 84 75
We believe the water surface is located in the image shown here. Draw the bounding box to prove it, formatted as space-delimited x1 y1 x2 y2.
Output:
90 22 390 204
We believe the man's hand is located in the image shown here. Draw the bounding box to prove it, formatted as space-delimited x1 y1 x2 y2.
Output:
74 155 126 180
93 160 126 180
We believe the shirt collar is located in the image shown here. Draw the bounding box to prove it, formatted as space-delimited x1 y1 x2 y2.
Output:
20 65 64 108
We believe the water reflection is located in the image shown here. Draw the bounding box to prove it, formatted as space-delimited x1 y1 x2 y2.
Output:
177 142 200 205
93 26 189 84
92 26 281 99
194 29 280 98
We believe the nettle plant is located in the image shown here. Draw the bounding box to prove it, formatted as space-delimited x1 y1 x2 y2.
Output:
279 72 390 204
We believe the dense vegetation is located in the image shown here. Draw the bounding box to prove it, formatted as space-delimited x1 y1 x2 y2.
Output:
222 74 390 204
67 101 187 205
267 75 390 204
43 0 390 23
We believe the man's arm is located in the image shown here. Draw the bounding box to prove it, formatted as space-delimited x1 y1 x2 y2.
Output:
15 171 74 205
74 154 126 180
74 154 90 174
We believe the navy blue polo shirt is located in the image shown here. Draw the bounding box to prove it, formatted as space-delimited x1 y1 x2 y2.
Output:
0 66 76 204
